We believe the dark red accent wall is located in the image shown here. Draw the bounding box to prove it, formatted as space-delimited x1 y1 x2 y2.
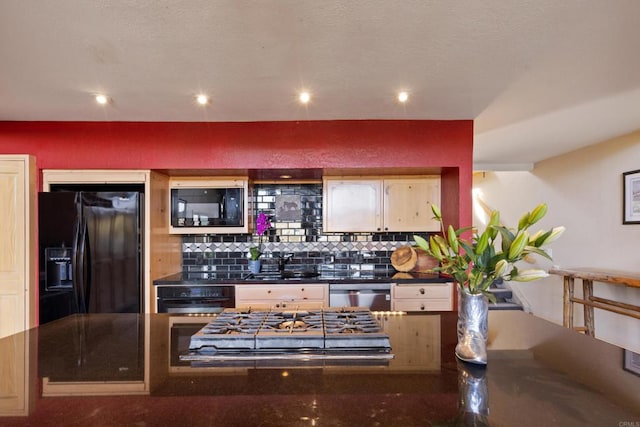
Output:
0 120 473 227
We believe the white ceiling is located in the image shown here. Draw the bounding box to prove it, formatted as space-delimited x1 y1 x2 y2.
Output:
2 1 640 170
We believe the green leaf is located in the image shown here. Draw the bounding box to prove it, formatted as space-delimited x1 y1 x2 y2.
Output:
530 229 550 247
431 204 442 220
496 225 515 254
522 245 553 260
509 265 519 280
485 291 497 304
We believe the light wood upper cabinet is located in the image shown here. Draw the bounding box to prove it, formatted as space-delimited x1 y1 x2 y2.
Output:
323 179 382 232
383 177 440 232
323 176 440 232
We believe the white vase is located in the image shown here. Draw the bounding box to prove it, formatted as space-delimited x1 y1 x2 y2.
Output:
456 288 489 365
248 260 261 274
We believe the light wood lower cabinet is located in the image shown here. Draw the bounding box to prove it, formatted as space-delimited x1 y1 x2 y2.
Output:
381 314 442 371
391 282 453 312
235 284 328 309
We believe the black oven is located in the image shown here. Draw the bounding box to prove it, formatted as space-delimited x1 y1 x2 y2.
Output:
156 285 235 314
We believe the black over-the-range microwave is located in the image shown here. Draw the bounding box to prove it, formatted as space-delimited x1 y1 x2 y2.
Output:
169 179 247 232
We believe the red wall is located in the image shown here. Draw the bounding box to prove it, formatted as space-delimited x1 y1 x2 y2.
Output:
0 120 473 227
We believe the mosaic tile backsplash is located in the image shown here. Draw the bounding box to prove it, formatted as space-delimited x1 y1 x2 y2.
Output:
182 183 429 275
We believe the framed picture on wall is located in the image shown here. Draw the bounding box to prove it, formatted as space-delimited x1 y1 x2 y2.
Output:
623 169 640 224
275 195 302 221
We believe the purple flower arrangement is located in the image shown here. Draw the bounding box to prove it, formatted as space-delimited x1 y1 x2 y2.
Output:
256 212 272 237
249 212 272 260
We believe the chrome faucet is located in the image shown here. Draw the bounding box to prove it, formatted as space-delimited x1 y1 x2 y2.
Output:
278 253 294 273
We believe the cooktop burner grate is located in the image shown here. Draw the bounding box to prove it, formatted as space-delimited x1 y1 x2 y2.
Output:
186 307 392 356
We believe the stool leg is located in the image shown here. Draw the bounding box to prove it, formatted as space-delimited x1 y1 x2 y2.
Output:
563 276 574 330
583 279 595 337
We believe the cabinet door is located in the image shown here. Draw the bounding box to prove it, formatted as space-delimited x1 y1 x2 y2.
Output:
0 156 35 338
0 155 35 416
323 179 382 232
383 177 440 232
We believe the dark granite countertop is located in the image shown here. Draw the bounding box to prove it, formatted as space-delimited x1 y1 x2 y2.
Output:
153 270 451 285
1 311 639 425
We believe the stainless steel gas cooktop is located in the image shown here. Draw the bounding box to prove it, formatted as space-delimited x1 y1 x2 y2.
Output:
181 307 393 363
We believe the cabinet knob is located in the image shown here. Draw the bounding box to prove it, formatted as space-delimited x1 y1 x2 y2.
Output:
419 288 425 295
301 288 305 292
267 290 271 294
420 304 425 311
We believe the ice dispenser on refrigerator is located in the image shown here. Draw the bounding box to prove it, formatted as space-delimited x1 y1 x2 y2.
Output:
44 247 72 290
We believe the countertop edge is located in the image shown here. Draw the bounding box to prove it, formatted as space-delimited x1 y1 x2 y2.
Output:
153 272 451 286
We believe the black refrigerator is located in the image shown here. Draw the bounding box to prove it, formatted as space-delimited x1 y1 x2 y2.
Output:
38 190 143 324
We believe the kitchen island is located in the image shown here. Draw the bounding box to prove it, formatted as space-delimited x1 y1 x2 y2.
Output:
1 311 638 426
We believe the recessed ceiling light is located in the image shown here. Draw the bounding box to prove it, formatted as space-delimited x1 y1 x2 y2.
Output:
299 91 311 104
95 94 109 105
279 174 292 179
397 91 409 103
195 94 209 105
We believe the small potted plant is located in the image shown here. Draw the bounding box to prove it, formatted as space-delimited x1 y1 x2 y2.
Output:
248 212 272 274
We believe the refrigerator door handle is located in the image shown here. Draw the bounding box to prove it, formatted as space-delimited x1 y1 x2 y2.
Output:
78 218 90 313
78 217 91 313
71 198 82 313
72 194 88 314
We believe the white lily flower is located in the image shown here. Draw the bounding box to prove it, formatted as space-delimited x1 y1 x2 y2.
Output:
540 226 566 246
512 269 549 282
494 259 509 278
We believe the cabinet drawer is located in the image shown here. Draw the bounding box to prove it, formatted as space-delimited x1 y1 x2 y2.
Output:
393 299 452 312
236 285 326 301
393 283 452 299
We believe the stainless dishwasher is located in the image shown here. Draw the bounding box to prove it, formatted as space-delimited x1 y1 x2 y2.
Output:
328 283 392 311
